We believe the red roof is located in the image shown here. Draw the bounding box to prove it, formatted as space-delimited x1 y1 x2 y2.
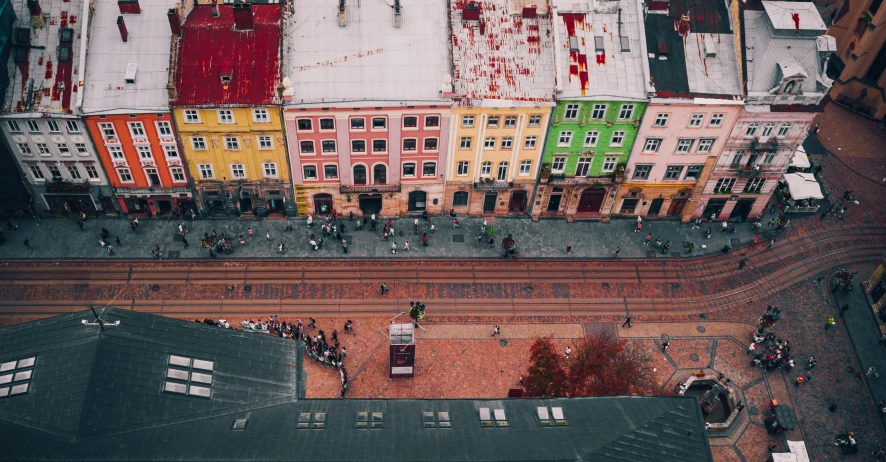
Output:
172 4 281 107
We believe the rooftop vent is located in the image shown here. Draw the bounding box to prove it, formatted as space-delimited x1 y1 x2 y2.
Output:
702 34 717 57
337 0 346 27
57 46 72 62
118 0 141 14
463 2 481 21
58 27 74 43
233 2 254 31
620 36 630 52
220 59 233 84
657 39 669 60
124 63 138 84
393 0 401 28
594 36 604 52
568 35 579 51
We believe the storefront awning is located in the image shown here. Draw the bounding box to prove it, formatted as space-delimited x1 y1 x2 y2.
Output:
783 173 824 200
790 145 811 168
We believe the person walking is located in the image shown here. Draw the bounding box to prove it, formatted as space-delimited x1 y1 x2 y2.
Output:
422 233 428 247
564 346 572 358
635 221 643 233
310 238 318 251
403 240 410 251
662 241 671 254
705 227 712 239
824 317 835 329
182 236 189 249
661 341 670 352
613 247 620 258
622 316 632 328
413 218 419 234
107 245 114 256
719 220 728 232
77 220 85 231
388 225 395 237
247 228 255 238
654 237 662 247
285 219 293 232
341 239 349 254
738 259 746 271
278 242 286 254
115 236 122 247
380 283 388 295
266 231 272 242
644 233 652 245
566 243 572 254
130 221 138 234
452 217 459 228
477 235 483 246
491 325 501 337
23 239 30 251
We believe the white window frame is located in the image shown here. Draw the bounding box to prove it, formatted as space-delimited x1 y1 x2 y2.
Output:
714 177 736 193
575 157 592 177
777 122 791 137
653 113 669 127
224 137 240 151
744 178 766 193
688 113 704 128
85 164 100 179
257 135 273 150
156 121 173 136
198 163 214 179
675 139 694 153
745 122 759 137
524 136 537 149
67 164 82 180
36 143 50 155
564 104 580 120
501 137 513 149
47 120 61 133
618 104 635 120
643 138 662 153
184 110 201 123
496 162 509 181
26 120 41 133
171 167 186 182
75 143 88 154
457 161 469 176
519 160 532 176
461 115 474 128
761 122 775 137
230 163 246 179
108 146 125 160
584 131 600 147
504 116 517 128
302 164 318 180
46 164 62 180
602 156 617 172
28 164 44 180
57 143 70 156
422 162 437 177
66 120 81 133
591 104 607 119
137 145 152 160
459 137 472 149
117 167 134 183
17 143 32 155
610 131 625 147
551 156 566 173
697 138 715 153
558 131 573 147
217 110 235 124
487 116 500 128
528 115 542 127
191 137 207 150
129 122 146 137
480 161 492 176
252 108 270 123
731 151 745 165
402 162 417 178
484 137 496 150
7 120 21 133
99 123 117 139
763 153 776 164
709 113 724 127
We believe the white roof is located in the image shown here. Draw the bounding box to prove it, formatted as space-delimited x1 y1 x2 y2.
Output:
283 0 450 105
790 145 810 168
684 33 743 95
81 0 178 114
551 0 650 100
771 440 810 462
744 9 824 94
783 172 823 200
762 2 826 32
450 0 556 102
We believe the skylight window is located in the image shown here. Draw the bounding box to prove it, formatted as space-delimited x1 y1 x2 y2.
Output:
298 412 325 429
232 419 248 430
423 411 452 429
538 406 569 427
371 412 384 428
163 355 215 398
355 411 369 428
0 357 36 398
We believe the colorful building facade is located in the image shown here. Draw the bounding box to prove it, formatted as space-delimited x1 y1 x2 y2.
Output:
81 0 194 217
537 0 652 221
170 2 292 218
446 0 556 217
282 0 452 218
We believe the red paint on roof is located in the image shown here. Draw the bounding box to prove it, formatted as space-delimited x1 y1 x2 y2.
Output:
172 4 281 107
561 13 583 37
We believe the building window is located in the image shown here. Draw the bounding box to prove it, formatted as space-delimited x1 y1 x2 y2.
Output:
99 123 117 139
528 115 542 126
685 164 704 179
163 355 215 398
423 162 436 177
575 157 592 177
610 131 625 147
501 137 513 149
764 153 776 164
591 104 607 119
57 144 70 156
583 131 599 147
258 136 273 149
319 118 335 130
36 143 50 155
137 146 152 159
322 140 337 153
85 164 99 179
709 113 724 127
497 162 508 180
303 165 317 180
118 168 133 183
65 165 81 180
261 163 277 178
453 191 469 206
26 120 41 133
564 104 580 120
66 120 80 133
184 110 200 123
484 137 496 149
129 122 146 137
350 118 365 130
745 122 759 137
633 164 652 180
688 114 704 127
777 122 791 137
652 113 669 127
76 143 88 154
457 161 469 176
156 121 173 136
171 167 186 182
425 116 440 127
191 137 207 150
487 116 500 127
297 119 313 131
224 137 240 151
744 178 766 193
230 164 246 179
253 109 270 123
504 116 517 128
618 104 635 119
372 139 387 152
217 110 235 124
524 136 537 149
6 121 21 133
460 137 472 149
371 117 387 129
519 160 532 175
47 120 60 133
664 165 684 179
403 138 417 151
300 140 315 154
602 156 617 172
697 138 715 153
714 178 736 193
761 122 776 137
198 164 214 179
558 131 573 146
402 162 416 177
551 156 566 173
17 143 32 155
28 165 44 180
324 164 338 180
676 139 694 153
731 151 745 165
108 146 124 160
351 140 366 153
643 138 662 153
461 115 474 128
48 164 62 179
423 138 438 151
480 161 492 176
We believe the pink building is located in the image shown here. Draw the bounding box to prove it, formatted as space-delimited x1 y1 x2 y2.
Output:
280 0 452 217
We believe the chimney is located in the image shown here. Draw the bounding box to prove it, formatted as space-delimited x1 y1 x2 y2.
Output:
337 0 346 27
393 0 401 28
118 0 141 14
233 2 254 31
211 0 219 18
117 16 129 42
462 2 481 21
167 7 181 35
27 0 45 27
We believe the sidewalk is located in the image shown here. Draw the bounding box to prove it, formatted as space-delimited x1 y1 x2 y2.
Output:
0 213 768 260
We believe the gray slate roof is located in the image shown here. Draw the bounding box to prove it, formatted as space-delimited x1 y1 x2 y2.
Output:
744 6 825 94
0 309 713 462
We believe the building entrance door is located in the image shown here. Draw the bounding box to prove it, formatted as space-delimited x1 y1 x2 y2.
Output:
647 198 664 216
359 194 382 215
483 192 497 214
508 190 527 213
577 188 606 213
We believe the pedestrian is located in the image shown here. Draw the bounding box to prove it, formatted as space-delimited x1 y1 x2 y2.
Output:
278 242 286 254
491 325 500 337
738 259 746 270
661 341 669 352
107 245 114 256
115 236 122 247
430 222 436 233
767 238 775 249
807 356 816 369
100 238 106 247
519 375 524 386
753 234 759 244
453 218 459 228
622 316 632 328
795 375 805 386
824 317 835 330
721 245 730 254
23 239 30 251
133 217 139 227
736 401 745 412
341 239 348 254
285 219 293 232
266 231 272 241
130 222 137 233
403 240 410 251
422 233 428 246
191 209 196 221
654 237 662 247
705 227 712 239
566 243 572 254
77 220 84 231
720 220 728 232
613 246 620 258
662 241 671 254
239 235 246 246
310 238 318 251
488 236 494 248
477 235 483 246
182 236 189 249
414 218 419 234
644 233 652 245
635 221 642 233
867 366 878 378
380 283 388 295
564 346 572 358
388 225 395 237
309 317 316 328
248 228 255 238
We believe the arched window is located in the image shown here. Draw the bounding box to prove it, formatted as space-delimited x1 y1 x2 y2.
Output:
353 165 367 185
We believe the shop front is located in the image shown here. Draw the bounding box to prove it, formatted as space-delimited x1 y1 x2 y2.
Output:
114 187 194 217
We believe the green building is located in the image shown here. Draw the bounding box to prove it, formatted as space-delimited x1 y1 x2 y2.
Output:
533 1 652 221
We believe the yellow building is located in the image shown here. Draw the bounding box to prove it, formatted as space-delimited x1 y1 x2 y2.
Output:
169 3 293 218
445 106 553 216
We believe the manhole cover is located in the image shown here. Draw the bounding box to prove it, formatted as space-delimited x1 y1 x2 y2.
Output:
748 406 759 416
452 234 464 243
167 251 180 259
601 283 610 290
660 334 670 341
646 251 656 258
173 235 183 242
690 354 700 362
730 238 741 246
499 339 508 347
697 326 706 333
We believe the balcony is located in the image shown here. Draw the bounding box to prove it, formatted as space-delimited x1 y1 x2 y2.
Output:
472 179 513 190
340 184 401 194
541 175 614 186
749 137 779 152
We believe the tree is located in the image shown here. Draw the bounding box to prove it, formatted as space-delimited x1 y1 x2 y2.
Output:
523 332 661 398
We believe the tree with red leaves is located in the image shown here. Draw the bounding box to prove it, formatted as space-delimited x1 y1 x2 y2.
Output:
523 332 662 397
